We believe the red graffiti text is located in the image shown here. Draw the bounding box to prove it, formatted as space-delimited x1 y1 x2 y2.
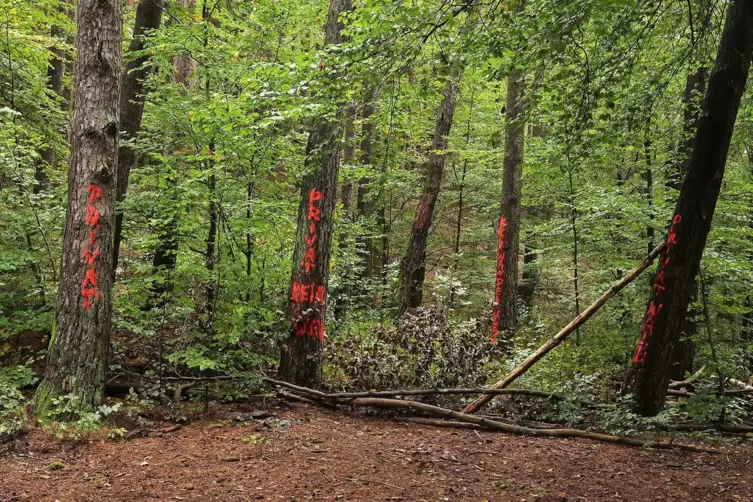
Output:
290 280 327 340
633 214 682 363
301 188 323 273
81 184 102 310
491 216 508 344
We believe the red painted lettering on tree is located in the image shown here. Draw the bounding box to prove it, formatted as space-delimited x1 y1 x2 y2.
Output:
633 214 682 363
301 188 323 273
80 184 102 310
491 216 508 345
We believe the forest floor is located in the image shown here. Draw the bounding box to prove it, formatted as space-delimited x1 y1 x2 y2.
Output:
1 401 752 502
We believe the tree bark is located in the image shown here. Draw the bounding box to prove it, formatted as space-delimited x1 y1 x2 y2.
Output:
492 68 525 347
34 0 122 417
399 70 462 312
626 0 753 416
278 0 352 386
112 0 164 278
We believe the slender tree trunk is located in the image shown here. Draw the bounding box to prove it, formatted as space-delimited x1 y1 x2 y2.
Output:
148 0 196 306
278 0 352 386
626 0 753 416
333 105 356 321
448 88 475 309
568 167 581 346
518 242 538 312
112 0 164 278
399 70 462 313
37 11 68 192
34 0 122 416
492 68 525 347
356 103 378 279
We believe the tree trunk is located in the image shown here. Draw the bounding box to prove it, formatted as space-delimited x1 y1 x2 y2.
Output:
148 0 196 306
518 242 538 311
278 0 352 386
34 0 122 417
399 70 462 313
626 0 753 416
333 104 356 321
665 67 708 379
356 103 378 279
492 68 525 347
112 0 164 278
37 9 68 193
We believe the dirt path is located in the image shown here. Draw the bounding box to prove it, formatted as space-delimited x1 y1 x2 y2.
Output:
1 403 751 501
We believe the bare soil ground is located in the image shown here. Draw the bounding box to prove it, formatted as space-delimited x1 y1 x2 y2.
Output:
1 402 752 502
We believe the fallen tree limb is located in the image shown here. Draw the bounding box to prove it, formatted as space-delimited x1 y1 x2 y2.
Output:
263 377 599 406
659 423 753 434
343 397 717 453
668 365 706 390
463 241 667 414
276 383 717 453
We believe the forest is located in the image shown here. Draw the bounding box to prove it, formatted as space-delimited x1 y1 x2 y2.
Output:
2 0 753 500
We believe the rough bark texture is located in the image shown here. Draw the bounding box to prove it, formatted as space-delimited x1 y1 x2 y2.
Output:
626 0 753 416
112 0 164 277
34 0 122 416
492 68 525 347
278 0 351 386
399 71 461 312
666 68 708 379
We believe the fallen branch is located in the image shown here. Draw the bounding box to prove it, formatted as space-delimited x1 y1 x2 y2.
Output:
342 396 717 453
275 382 717 453
668 365 706 390
263 377 599 406
660 423 753 434
125 424 181 440
463 241 667 414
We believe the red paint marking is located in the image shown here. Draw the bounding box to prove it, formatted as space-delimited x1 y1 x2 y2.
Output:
81 184 103 311
632 214 682 363
300 188 324 274
491 216 508 344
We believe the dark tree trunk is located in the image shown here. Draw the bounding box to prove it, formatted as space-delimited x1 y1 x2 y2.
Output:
356 103 378 279
518 242 538 311
626 0 753 416
37 13 68 193
34 0 122 417
112 0 164 278
665 68 708 378
148 0 196 305
399 70 462 313
278 0 352 386
492 68 525 347
333 105 356 321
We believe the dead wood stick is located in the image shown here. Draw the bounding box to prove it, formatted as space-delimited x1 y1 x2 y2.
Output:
336 396 717 454
401 417 484 429
668 365 706 389
263 377 597 405
658 423 753 434
463 241 667 414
